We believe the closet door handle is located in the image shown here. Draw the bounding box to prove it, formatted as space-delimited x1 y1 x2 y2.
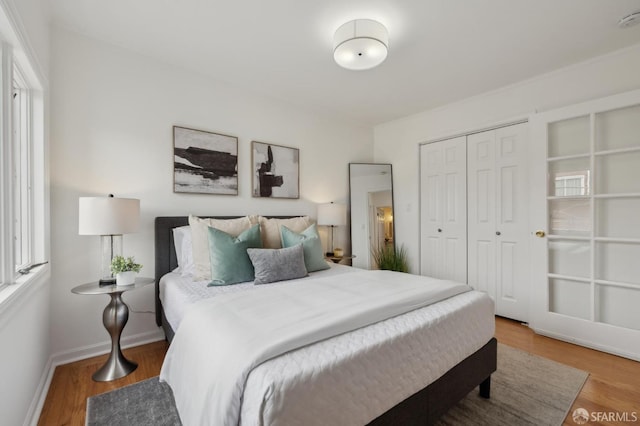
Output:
496 231 501 236
437 228 442 233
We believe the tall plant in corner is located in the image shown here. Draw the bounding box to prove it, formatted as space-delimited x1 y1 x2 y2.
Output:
371 244 409 273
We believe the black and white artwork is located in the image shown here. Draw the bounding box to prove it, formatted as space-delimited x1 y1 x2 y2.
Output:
252 141 299 199
174 126 238 195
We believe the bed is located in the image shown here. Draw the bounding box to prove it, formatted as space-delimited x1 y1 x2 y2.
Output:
154 216 497 425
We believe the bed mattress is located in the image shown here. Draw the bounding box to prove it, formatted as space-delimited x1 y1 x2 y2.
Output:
159 263 355 331
159 266 495 425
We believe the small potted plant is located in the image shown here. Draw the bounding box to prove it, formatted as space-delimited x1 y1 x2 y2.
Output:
110 255 143 286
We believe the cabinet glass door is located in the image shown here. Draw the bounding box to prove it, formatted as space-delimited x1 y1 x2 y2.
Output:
546 115 592 318
592 105 640 331
546 106 640 324
530 91 640 360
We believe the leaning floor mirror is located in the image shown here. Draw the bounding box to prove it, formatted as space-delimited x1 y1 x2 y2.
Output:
349 163 395 269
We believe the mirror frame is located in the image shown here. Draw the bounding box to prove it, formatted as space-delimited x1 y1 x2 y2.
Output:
348 163 395 269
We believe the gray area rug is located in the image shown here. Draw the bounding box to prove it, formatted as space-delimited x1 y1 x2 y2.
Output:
86 344 587 426
86 377 181 426
436 344 588 425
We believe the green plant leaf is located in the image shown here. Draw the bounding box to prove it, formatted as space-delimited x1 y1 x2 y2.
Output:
110 255 143 274
371 243 409 272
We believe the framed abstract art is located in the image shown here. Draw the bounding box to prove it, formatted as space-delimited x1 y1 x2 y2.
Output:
251 141 299 199
173 126 238 195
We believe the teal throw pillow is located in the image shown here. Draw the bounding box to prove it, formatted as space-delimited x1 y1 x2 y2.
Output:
207 223 262 285
280 223 330 272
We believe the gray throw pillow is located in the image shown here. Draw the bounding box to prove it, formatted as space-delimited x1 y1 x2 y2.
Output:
247 244 308 285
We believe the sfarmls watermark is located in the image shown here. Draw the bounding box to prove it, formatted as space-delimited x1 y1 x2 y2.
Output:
572 408 638 424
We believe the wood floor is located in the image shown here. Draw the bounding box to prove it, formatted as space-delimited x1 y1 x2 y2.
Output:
495 318 640 426
38 341 168 426
38 318 640 425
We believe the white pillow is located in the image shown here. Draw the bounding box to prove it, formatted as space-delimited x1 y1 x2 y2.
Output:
189 215 253 281
172 226 188 272
257 216 312 249
172 225 195 277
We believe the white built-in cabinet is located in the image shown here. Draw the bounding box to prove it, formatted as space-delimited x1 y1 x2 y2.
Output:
420 123 530 322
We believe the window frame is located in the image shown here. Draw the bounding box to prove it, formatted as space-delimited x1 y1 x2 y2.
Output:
0 42 15 288
0 38 47 290
13 64 34 271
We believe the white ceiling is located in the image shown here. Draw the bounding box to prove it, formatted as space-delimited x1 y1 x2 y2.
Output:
49 0 640 126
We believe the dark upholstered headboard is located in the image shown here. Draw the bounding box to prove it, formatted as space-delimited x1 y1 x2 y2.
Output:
154 216 298 327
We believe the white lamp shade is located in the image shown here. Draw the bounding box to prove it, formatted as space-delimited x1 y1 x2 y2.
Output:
317 203 347 226
333 19 389 70
78 197 140 235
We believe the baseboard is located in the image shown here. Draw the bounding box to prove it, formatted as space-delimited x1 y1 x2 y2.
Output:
24 328 166 426
24 356 54 426
50 328 166 366
531 326 640 362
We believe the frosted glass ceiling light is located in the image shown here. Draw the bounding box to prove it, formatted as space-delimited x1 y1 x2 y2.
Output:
333 19 388 70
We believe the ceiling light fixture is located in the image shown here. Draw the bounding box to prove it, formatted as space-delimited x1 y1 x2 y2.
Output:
333 19 388 70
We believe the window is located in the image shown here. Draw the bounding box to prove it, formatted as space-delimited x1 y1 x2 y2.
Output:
13 67 32 270
554 171 589 197
0 39 46 288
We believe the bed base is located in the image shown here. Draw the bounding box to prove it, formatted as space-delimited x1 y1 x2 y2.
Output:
368 337 496 425
163 313 495 426
154 216 497 425
160 307 175 343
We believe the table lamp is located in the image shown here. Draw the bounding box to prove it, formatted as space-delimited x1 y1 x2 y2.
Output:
79 194 140 285
317 202 347 256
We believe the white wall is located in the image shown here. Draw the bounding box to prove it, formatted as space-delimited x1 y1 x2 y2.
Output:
374 43 640 274
49 26 373 358
0 1 51 425
0 275 50 426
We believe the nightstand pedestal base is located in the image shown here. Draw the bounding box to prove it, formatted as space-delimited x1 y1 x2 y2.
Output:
92 292 138 382
71 277 155 382
92 353 138 382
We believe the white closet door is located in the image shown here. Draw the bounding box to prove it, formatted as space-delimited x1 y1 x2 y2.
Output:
468 123 529 321
419 136 467 282
494 124 529 320
420 141 443 278
467 131 497 296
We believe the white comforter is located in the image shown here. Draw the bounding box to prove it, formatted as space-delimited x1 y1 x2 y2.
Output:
159 270 470 426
